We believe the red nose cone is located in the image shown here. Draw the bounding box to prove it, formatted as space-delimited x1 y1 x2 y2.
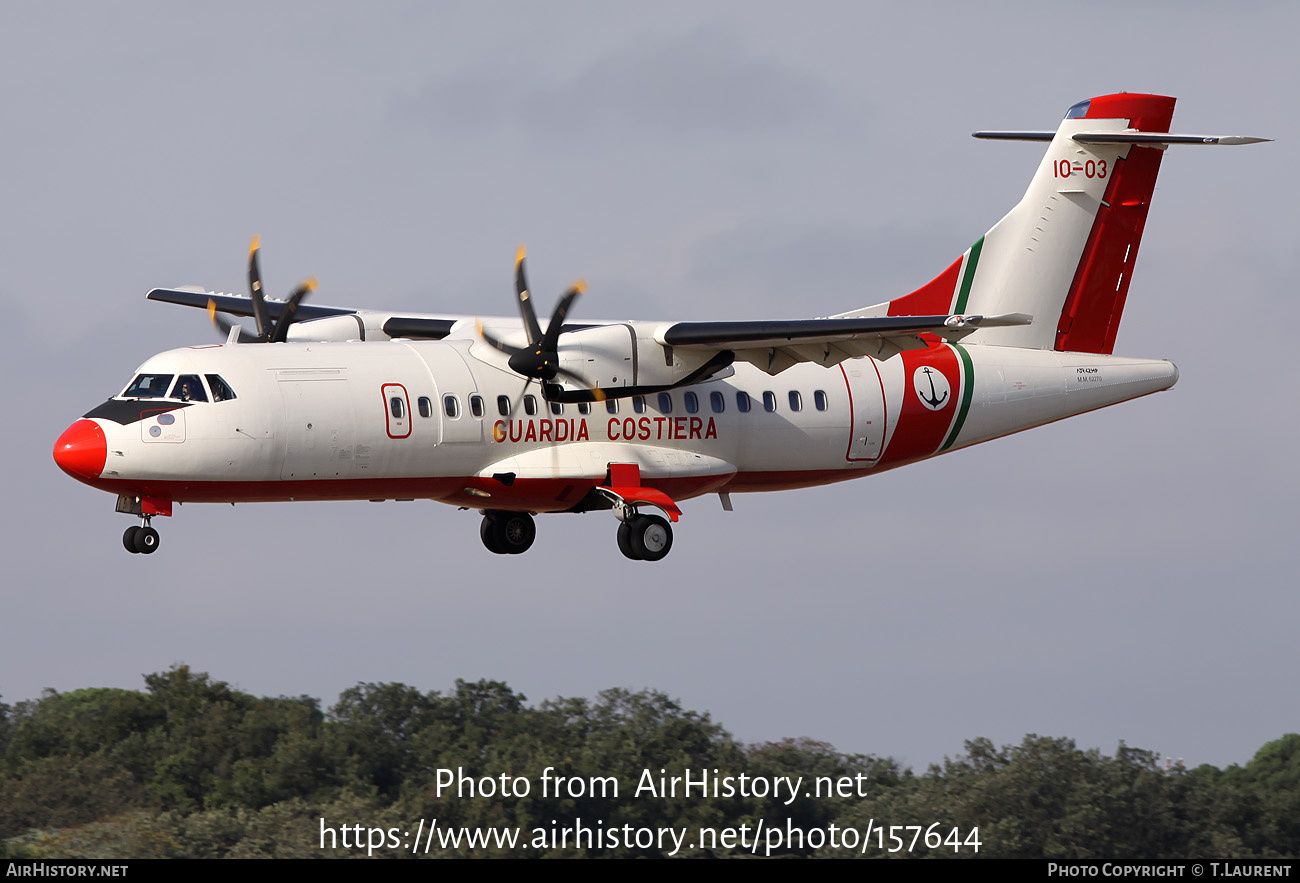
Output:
54 419 107 481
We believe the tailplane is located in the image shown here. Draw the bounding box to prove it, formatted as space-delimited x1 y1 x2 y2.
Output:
848 94 1268 354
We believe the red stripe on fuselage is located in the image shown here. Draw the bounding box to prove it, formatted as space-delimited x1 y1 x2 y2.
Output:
878 343 961 468
76 472 736 513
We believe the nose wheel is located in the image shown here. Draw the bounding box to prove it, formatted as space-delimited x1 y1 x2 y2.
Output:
480 511 536 555
123 519 161 554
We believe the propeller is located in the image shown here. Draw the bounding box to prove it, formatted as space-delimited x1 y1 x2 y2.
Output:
479 245 603 402
208 236 318 343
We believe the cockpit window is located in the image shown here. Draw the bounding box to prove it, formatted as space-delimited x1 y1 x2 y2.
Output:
1064 99 1091 120
123 374 174 398
171 375 208 402
205 375 236 402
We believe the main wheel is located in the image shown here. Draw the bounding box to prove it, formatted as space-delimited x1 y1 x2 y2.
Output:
134 526 160 554
481 512 536 555
494 512 536 554
617 521 640 560
480 515 506 554
628 514 672 562
123 525 142 554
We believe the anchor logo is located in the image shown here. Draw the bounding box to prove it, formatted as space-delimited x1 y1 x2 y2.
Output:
913 365 951 411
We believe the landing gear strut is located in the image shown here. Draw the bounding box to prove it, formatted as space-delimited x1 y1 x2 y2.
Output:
479 511 536 555
122 517 160 555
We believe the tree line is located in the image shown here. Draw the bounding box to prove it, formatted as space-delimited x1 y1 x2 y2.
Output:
1 665 1295 858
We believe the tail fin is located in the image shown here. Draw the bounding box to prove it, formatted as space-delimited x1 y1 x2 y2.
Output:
874 94 1262 354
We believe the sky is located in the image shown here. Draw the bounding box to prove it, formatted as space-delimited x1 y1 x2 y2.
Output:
2 2 1296 774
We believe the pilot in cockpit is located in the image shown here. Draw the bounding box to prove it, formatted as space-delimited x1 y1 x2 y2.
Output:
176 379 199 401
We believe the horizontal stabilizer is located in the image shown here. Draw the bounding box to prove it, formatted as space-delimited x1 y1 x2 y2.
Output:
972 131 1056 142
974 130 1271 146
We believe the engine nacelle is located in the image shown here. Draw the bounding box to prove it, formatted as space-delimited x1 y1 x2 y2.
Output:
551 323 728 395
285 314 368 342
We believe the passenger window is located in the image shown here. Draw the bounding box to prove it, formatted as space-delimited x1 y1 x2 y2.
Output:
684 392 699 413
205 375 236 402
497 395 510 417
418 396 433 418
578 401 591 415
390 397 404 419
658 393 673 413
443 395 460 418
710 391 725 413
814 390 828 411
606 399 619 414
763 391 777 412
550 401 563 415
124 374 174 399
524 395 538 416
470 395 484 418
171 375 207 402
633 396 646 414
736 391 751 413
788 391 802 412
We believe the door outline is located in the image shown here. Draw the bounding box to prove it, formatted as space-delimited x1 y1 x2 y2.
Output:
381 383 412 439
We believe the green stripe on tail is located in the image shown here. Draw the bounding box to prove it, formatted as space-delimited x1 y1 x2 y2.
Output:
952 236 984 314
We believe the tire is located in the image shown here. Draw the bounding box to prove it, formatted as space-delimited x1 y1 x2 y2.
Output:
629 514 672 562
495 512 536 554
617 521 640 560
480 515 506 554
134 526 160 554
123 526 142 554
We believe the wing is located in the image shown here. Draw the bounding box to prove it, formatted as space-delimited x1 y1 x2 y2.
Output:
147 288 459 341
655 313 1031 375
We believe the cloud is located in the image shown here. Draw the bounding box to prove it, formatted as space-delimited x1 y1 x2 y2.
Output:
407 27 844 141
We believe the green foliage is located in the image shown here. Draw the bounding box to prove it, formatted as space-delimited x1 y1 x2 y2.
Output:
0 666 1295 859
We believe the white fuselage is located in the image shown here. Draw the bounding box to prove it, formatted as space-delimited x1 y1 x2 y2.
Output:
67 335 1177 514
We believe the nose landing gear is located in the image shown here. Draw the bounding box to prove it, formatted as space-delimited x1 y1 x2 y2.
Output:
123 518 160 554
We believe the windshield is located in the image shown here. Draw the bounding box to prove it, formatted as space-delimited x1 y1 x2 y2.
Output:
171 375 208 402
122 374 174 398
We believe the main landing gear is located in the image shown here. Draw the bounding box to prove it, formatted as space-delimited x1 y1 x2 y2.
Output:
601 463 680 562
479 510 537 555
616 512 673 562
122 518 161 555
475 466 680 561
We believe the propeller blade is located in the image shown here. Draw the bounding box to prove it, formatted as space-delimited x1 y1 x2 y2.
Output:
542 365 606 403
536 281 584 354
514 244 543 346
268 277 318 343
477 319 524 357
507 376 536 418
247 235 272 340
207 299 257 343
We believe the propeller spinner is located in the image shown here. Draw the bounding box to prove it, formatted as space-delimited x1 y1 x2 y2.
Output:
480 246 601 401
